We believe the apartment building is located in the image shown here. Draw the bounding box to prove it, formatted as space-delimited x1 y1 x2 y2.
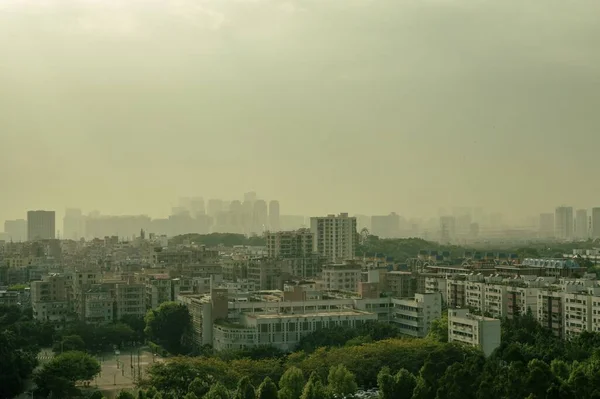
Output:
145 274 180 309
0 290 19 306
31 273 71 323
390 293 442 337
115 283 146 320
322 262 362 292
447 276 467 308
424 275 448 304
385 271 417 298
266 229 314 258
448 308 501 357
247 258 284 291
310 213 357 262
506 285 540 319
83 285 113 324
27 210 56 241
538 289 564 338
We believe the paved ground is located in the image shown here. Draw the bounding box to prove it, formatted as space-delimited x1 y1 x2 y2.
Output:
34 347 165 398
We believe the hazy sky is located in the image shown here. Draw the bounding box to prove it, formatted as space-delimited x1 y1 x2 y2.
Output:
1 0 599 223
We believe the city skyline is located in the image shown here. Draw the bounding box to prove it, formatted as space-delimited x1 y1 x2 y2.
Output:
2 0 600 225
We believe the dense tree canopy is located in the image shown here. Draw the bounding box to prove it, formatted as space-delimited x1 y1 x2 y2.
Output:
145 302 192 354
34 351 101 398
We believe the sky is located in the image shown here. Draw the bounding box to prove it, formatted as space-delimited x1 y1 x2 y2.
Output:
1 0 600 223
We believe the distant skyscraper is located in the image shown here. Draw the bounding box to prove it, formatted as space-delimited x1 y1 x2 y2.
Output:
539 213 555 239
244 192 257 203
63 208 84 240
555 206 574 240
27 210 56 241
310 213 357 262
592 208 600 239
371 213 400 238
252 200 268 234
4 219 27 242
190 197 205 217
207 199 224 218
575 209 588 239
439 216 457 243
269 200 280 231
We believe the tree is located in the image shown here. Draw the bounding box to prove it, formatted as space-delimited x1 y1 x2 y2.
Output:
427 311 448 343
145 302 192 354
377 368 397 399
327 365 357 397
279 367 305 399
0 329 38 398
256 376 278 399
189 376 214 398
394 369 417 399
203 382 230 399
121 314 147 343
53 334 86 353
146 387 159 399
301 373 329 399
34 351 101 398
116 391 136 399
89 391 106 399
234 376 256 399
184 393 199 399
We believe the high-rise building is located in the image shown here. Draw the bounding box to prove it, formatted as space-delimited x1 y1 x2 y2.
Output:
207 199 224 218
244 192 257 203
576 209 588 240
371 213 400 238
539 213 555 239
439 216 457 243
4 219 27 242
310 213 357 262
252 200 268 234
63 208 84 240
269 200 280 231
593 208 600 239
27 210 55 241
190 197 206 217
555 206 574 240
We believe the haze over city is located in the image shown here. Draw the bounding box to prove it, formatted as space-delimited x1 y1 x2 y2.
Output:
1 0 600 225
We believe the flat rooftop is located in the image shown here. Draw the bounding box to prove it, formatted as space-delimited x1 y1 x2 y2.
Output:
245 310 373 320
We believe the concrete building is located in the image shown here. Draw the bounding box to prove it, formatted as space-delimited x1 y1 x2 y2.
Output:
555 206 574 240
390 293 442 337
538 288 564 338
63 208 84 241
27 210 56 241
269 200 280 232
322 262 362 292
576 209 588 240
252 200 268 235
539 213 555 239
83 285 113 324
31 274 71 323
593 208 600 239
115 283 146 320
145 274 179 309
310 213 357 263
371 213 400 238
266 229 314 259
4 219 27 242
448 308 501 356
506 285 539 319
0 290 20 306
385 271 417 298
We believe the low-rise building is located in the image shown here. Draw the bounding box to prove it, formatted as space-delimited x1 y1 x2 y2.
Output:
448 308 501 356
322 262 361 292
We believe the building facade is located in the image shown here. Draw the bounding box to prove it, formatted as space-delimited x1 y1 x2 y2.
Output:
310 213 357 262
27 210 56 241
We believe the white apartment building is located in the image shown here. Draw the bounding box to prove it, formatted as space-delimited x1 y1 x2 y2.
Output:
322 263 362 292
448 308 501 357
425 276 448 304
310 213 357 262
390 293 442 338
266 229 314 259
506 285 540 318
